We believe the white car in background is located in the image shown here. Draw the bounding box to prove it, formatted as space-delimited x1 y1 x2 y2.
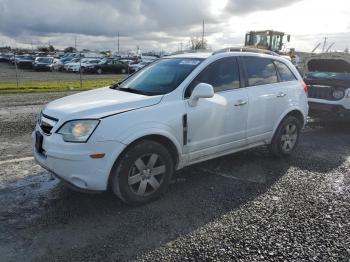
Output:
71 58 102 73
129 61 152 72
33 50 308 205
63 58 81 72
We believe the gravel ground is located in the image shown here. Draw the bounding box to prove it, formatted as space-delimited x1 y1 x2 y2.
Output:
0 92 349 262
0 62 124 82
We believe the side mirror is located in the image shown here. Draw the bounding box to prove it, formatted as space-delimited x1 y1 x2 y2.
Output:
188 83 214 107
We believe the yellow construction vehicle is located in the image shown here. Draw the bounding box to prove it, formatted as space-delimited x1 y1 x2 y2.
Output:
245 30 291 53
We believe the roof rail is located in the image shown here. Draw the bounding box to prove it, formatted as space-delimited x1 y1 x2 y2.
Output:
213 47 279 56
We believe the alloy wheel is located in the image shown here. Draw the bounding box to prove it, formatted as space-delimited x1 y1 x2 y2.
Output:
128 153 166 196
280 123 298 152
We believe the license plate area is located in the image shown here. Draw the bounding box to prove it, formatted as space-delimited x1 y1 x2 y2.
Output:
35 131 44 154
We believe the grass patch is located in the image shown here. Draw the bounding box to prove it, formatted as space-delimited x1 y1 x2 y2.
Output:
0 78 124 94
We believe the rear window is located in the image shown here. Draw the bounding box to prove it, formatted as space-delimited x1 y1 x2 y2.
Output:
243 57 278 86
274 61 296 82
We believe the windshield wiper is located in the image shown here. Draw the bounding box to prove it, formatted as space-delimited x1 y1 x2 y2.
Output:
117 87 149 95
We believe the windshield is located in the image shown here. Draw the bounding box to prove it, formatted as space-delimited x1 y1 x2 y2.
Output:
37 57 53 63
118 58 203 96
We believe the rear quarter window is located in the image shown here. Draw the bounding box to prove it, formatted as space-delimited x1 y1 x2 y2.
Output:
274 61 297 82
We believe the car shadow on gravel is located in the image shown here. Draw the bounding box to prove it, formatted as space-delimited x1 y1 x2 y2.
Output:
2 122 349 261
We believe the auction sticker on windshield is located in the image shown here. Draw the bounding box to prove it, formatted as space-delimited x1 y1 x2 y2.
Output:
179 60 201 65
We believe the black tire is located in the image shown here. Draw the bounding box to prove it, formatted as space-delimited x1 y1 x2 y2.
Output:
80 67 85 74
121 68 126 74
269 115 301 157
96 68 103 74
111 140 174 205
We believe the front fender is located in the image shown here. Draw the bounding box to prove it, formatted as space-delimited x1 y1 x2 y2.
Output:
121 123 182 152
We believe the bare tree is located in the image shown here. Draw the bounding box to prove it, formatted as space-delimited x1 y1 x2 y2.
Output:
189 37 208 50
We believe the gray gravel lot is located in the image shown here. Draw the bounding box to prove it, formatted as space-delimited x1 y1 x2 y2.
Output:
0 92 349 262
0 62 123 82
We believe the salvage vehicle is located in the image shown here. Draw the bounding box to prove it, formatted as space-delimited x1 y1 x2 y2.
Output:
84 58 129 74
33 51 308 205
16 55 35 69
72 58 101 73
304 52 350 120
33 57 62 71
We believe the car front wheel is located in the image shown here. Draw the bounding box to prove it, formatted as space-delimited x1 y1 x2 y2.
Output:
269 115 301 157
111 140 174 205
96 68 103 74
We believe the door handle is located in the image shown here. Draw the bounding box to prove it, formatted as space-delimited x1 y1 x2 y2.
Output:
277 92 287 98
234 100 248 106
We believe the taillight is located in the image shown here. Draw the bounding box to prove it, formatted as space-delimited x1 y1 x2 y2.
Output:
302 81 308 93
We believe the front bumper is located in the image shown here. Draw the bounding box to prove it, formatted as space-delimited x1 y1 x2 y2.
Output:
32 125 126 191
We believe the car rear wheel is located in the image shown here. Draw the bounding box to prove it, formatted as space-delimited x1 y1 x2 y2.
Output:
111 140 174 205
269 115 301 157
121 68 126 74
97 68 103 74
80 67 85 73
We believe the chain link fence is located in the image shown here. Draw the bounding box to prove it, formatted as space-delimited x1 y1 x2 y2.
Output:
0 52 129 94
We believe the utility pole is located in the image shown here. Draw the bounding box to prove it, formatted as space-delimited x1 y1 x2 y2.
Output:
117 32 120 54
74 36 77 50
202 20 205 49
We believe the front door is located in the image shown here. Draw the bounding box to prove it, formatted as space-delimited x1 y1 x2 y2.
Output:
184 57 248 162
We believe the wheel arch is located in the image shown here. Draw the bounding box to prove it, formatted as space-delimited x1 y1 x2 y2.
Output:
107 133 181 189
271 108 306 142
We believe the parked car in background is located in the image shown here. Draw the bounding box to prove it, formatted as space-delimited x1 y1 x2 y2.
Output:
17 55 35 69
60 53 82 64
303 52 350 121
63 58 82 71
33 57 62 71
73 59 101 73
0 53 12 62
84 58 129 74
33 50 308 205
129 61 152 72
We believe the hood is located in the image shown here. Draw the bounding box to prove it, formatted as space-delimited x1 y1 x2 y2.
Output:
43 86 162 120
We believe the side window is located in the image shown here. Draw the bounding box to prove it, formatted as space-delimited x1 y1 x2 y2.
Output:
185 57 240 98
243 57 278 86
274 61 297 82
107 60 113 65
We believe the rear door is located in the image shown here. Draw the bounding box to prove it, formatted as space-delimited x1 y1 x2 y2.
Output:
241 56 290 144
185 57 249 162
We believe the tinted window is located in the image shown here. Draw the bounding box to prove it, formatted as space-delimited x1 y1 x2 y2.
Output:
186 57 240 97
275 61 296 81
243 57 278 86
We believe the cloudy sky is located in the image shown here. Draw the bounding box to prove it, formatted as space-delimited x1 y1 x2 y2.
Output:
0 0 349 53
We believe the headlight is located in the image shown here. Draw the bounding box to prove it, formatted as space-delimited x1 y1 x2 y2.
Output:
57 120 100 142
333 89 345 100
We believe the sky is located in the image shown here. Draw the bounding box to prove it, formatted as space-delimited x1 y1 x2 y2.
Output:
0 0 349 53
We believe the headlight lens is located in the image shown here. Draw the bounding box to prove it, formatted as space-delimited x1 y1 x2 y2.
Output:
333 89 345 100
57 120 99 142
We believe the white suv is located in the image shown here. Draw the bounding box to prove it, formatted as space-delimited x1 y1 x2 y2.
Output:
33 51 308 205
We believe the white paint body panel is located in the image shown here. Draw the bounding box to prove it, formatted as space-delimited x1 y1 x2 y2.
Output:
33 52 308 191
